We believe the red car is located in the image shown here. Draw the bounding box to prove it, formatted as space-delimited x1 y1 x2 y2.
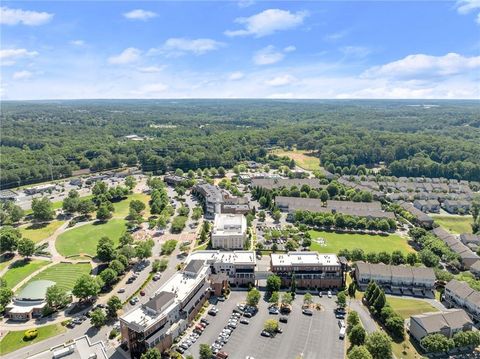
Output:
140 290 146 296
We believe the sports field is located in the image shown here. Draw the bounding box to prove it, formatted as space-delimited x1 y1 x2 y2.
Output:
19 262 91 292
309 230 414 254
55 219 126 257
271 149 321 171
19 220 65 243
430 214 473 234
0 259 50 289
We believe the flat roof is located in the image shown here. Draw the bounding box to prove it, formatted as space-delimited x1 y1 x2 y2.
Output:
29 335 108 359
212 213 247 236
187 250 256 265
17 280 56 301
271 252 340 267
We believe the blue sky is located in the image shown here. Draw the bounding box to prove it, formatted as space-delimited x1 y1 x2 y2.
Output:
1 1 479 99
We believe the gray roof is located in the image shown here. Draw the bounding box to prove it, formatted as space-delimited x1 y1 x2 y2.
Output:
354 262 435 282
144 291 175 312
184 259 205 275
445 279 480 306
251 178 325 190
460 234 480 244
17 280 56 301
411 309 472 334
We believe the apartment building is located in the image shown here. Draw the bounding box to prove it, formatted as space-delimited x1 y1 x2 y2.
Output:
251 178 325 191
413 199 440 213
409 309 473 343
444 279 480 322
211 213 247 250
270 252 345 289
193 183 249 219
353 262 435 297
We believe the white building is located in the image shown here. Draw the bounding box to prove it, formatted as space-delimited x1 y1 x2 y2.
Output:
30 336 108 359
211 213 247 250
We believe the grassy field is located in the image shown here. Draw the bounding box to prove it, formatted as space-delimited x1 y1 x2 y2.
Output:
271 149 321 171
430 214 473 234
20 262 91 292
0 259 50 289
387 297 438 319
0 323 66 355
55 218 126 257
112 193 150 218
309 230 414 254
19 220 65 243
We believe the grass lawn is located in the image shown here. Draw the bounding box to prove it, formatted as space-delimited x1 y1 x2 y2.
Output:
430 214 473 234
55 218 126 257
309 230 414 255
0 259 50 289
387 297 438 319
0 323 66 355
112 193 151 219
20 262 91 292
271 149 321 171
19 220 65 243
392 339 424 359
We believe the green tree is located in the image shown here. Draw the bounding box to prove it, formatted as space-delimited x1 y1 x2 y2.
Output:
453 330 480 348
390 250 405 265
246 288 261 307
32 197 55 221
348 282 357 298
141 348 161 359
421 333 454 353
109 259 125 274
304 292 313 306
337 291 347 308
285 239 298 252
199 344 212 359
347 311 360 334
90 308 106 328
406 252 417 266
264 319 279 333
72 274 100 301
365 332 392 359
281 292 293 306
0 287 14 312
349 324 367 346
96 236 116 262
96 204 112 221
269 291 279 305
17 238 35 258
77 199 96 216
385 315 405 340
272 210 281 222
348 345 373 359
125 176 136 190
266 275 281 292
100 268 117 287
0 226 20 253
129 200 146 213
45 284 70 310
106 295 122 318
136 240 154 260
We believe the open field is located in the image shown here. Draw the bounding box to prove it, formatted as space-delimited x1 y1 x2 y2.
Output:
309 230 415 254
55 219 126 257
0 259 50 289
387 297 438 319
112 193 150 218
19 220 65 243
0 323 66 355
431 214 473 234
271 149 321 171
20 262 91 292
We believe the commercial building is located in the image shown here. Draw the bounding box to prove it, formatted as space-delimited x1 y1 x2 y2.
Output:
164 175 187 187
24 184 56 195
211 213 247 250
30 335 108 359
5 280 54 321
409 309 473 344
444 279 480 322
193 183 249 219
270 252 345 289
120 251 256 358
353 262 435 297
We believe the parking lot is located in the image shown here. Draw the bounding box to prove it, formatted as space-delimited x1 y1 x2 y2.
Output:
185 290 345 359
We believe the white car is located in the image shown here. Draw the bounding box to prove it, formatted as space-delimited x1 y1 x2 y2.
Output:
327 291 332 298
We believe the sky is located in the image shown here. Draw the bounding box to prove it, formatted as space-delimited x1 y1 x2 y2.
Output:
1 0 479 100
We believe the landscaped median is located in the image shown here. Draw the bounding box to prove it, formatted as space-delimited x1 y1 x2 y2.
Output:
0 323 66 355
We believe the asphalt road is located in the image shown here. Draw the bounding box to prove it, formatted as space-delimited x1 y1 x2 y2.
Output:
186 291 345 359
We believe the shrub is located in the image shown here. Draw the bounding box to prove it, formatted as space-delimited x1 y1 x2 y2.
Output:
109 328 119 339
24 329 38 341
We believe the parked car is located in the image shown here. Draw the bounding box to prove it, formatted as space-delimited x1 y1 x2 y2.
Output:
302 309 313 316
240 318 250 324
216 351 229 359
261 330 272 337
339 326 346 339
200 318 210 325
327 291 332 298
140 290 146 296
208 308 218 316
217 296 226 302
279 317 288 323
276 327 283 334
268 307 279 315
318 291 323 297
244 312 252 318
118 288 125 293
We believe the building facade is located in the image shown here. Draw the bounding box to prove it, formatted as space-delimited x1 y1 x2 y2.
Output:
444 279 480 322
211 213 247 250
270 252 345 289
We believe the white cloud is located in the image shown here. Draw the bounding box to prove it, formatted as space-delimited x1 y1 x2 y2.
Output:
12 70 33 80
362 53 480 79
108 48 141 64
138 66 164 73
0 6 53 26
253 46 284 65
265 74 296 86
0 48 38 65
70 40 86 46
456 0 480 23
228 71 245 80
159 38 224 56
123 9 158 21
341 46 371 58
284 45 296 53
323 30 348 42
237 0 255 8
225 9 308 37
131 83 168 97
